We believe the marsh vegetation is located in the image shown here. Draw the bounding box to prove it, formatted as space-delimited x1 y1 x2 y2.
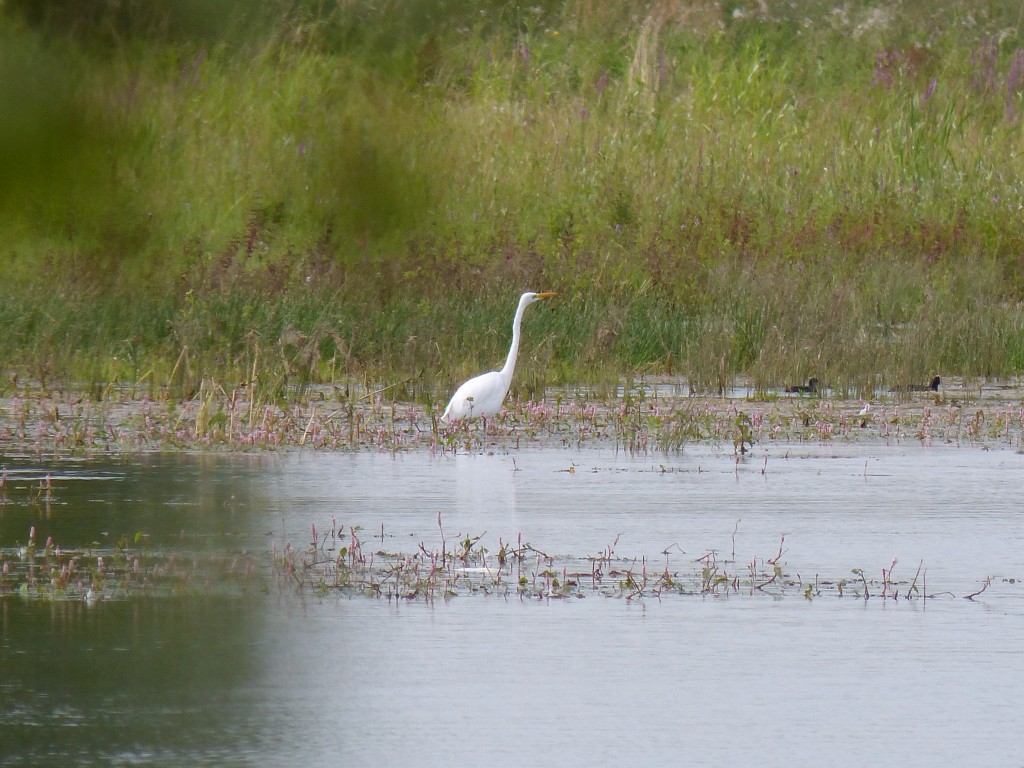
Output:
4 1 1024 402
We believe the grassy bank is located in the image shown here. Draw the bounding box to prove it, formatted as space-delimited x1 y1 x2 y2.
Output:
4 1 1024 399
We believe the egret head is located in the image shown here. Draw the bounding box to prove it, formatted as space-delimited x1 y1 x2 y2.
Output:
522 291 557 307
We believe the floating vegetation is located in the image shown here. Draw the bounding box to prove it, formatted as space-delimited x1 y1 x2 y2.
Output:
269 516 1000 604
2 515 1005 605
3 378 1024 456
0 526 261 602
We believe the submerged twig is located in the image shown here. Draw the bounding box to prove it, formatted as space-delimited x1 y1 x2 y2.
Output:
963 576 992 601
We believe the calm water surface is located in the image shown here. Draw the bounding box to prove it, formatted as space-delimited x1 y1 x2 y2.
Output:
2 442 1022 766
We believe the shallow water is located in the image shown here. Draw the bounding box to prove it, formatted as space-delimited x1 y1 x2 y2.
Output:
264 443 1024 596
2 442 1023 766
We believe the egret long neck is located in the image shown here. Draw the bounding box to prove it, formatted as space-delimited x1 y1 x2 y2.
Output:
499 300 529 382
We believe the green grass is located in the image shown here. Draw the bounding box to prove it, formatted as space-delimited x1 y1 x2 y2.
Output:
5 1 1024 399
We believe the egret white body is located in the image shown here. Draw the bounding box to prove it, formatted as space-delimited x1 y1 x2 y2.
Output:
442 291 556 422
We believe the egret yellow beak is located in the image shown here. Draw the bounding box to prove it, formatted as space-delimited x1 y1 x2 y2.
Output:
536 291 557 299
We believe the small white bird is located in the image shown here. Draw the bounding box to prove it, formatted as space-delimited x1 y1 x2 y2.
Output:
442 291 556 422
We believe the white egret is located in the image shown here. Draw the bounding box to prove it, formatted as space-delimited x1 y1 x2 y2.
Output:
441 291 556 422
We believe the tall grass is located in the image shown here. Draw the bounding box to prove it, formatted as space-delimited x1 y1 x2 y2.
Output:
4 1 1024 397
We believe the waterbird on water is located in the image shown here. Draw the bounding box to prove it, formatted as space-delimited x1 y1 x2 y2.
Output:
442 291 557 422
784 377 819 394
895 376 941 393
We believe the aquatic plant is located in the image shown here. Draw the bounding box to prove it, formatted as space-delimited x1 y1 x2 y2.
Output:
0 526 260 601
5 376 1024 456
265 519 1001 605
2 515 1002 605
